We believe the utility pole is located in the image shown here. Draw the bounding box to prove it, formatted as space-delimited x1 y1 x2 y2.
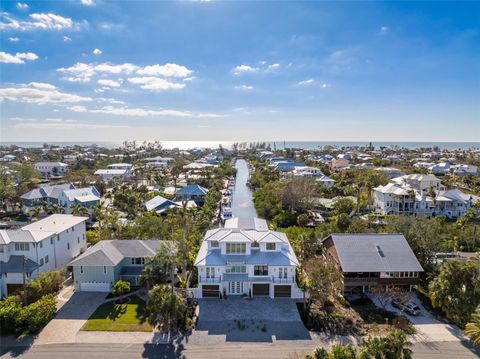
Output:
22 255 27 305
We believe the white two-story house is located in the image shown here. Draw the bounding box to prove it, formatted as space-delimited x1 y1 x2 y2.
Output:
0 214 88 297
374 174 478 219
194 217 302 299
34 162 69 178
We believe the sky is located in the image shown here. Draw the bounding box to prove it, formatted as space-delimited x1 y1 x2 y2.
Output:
0 0 479 143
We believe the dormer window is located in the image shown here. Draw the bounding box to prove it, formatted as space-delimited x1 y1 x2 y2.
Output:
266 243 276 250
211 241 219 248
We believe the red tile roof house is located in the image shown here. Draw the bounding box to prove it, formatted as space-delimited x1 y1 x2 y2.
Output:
321 233 424 295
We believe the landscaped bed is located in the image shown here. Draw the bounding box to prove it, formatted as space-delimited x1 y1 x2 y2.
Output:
81 295 152 332
296 295 414 336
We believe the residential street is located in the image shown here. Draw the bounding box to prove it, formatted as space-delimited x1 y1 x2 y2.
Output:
1 341 479 359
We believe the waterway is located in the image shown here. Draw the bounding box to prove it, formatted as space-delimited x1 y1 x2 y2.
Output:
230 159 258 219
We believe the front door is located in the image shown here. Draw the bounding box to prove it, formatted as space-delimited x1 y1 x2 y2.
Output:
228 281 242 294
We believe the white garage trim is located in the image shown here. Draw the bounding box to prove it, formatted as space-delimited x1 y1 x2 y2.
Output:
79 282 111 292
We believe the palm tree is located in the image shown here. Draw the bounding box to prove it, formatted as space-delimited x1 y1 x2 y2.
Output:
49 204 65 214
28 207 43 221
360 336 386 359
71 204 89 217
465 308 480 345
385 329 413 359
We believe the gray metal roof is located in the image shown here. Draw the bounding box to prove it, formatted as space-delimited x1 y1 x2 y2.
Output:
69 240 163 267
325 234 424 273
0 255 39 274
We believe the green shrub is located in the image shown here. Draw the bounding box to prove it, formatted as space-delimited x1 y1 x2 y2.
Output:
0 296 22 335
27 270 64 304
112 280 131 297
17 294 57 334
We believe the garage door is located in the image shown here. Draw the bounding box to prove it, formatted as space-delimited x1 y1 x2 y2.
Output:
80 282 111 292
274 285 291 298
202 285 220 298
252 283 269 297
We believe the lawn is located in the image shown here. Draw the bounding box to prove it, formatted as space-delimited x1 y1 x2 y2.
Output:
82 295 152 332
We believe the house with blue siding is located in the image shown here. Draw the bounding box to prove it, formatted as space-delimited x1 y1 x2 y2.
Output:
21 184 101 215
69 240 163 292
175 184 208 205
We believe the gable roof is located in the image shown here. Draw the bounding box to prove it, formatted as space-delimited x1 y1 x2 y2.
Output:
324 233 423 273
69 240 163 267
145 195 179 212
176 184 208 196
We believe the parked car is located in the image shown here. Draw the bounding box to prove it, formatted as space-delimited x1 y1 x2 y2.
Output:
391 299 421 316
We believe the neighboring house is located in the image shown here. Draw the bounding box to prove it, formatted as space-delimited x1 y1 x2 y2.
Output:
144 156 174 167
316 175 336 188
94 163 134 182
374 167 406 179
175 184 209 205
452 164 478 176
1 155 15 162
322 233 424 294
69 240 163 292
20 184 100 215
94 169 131 182
274 161 306 172
34 162 69 178
429 162 452 175
330 159 350 171
0 214 88 297
291 166 323 177
145 195 180 213
194 217 303 299
374 174 477 219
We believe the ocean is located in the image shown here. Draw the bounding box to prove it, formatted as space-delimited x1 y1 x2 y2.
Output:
1 141 479 151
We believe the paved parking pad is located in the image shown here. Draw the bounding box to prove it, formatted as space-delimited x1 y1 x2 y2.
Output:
35 292 106 345
190 298 311 344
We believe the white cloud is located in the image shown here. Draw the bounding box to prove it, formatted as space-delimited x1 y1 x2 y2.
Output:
58 62 191 90
296 79 329 88
380 26 390 34
183 76 196 82
80 0 95 6
297 79 315 86
63 36 72 42
234 85 254 91
97 79 122 88
68 104 221 118
95 63 137 74
8 37 20 42
233 62 281 75
16 3 29 10
0 13 74 31
13 118 129 130
127 77 185 91
233 64 259 75
93 48 102 55
0 82 92 104
136 63 192 78
267 63 280 70
0 51 38 64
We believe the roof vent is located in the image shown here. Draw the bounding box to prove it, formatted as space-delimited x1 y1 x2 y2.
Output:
375 245 385 258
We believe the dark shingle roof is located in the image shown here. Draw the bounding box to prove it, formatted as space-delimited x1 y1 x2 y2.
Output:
325 233 424 273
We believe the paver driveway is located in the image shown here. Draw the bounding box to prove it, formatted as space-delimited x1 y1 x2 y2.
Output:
35 291 106 345
190 298 311 344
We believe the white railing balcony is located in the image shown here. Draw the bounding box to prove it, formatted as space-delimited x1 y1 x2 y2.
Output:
199 276 221 284
272 276 295 283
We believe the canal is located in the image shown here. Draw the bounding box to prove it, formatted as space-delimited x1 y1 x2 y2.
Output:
230 159 258 219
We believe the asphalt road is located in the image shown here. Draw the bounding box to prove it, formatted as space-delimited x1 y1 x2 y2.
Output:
1 342 479 359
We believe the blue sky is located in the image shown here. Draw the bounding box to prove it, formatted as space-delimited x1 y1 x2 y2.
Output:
1 1 479 142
